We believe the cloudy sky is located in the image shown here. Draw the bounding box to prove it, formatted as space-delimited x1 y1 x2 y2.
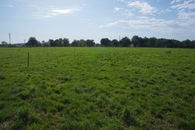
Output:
0 0 195 43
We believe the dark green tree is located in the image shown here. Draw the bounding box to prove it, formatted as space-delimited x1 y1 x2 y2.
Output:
100 38 111 47
111 39 119 47
71 40 80 47
54 39 60 47
58 38 64 46
131 35 140 47
147 37 157 47
131 35 145 47
156 38 167 47
86 39 95 47
166 39 174 48
192 40 195 48
0 41 8 47
79 39 86 47
26 37 39 47
119 37 131 47
49 39 54 47
42 40 49 47
63 38 69 47
182 39 191 48
173 39 182 48
142 37 148 47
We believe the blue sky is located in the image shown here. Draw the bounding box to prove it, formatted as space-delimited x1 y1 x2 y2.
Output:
0 0 195 43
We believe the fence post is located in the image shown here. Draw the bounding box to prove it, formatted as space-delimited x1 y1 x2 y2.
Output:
27 52 29 67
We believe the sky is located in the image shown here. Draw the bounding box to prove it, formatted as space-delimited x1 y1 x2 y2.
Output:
0 0 195 44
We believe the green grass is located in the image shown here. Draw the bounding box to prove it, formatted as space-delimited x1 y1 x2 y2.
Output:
0 47 195 129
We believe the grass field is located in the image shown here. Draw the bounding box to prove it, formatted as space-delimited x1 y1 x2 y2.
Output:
0 47 195 129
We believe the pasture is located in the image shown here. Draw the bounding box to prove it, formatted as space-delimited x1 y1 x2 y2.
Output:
0 47 194 129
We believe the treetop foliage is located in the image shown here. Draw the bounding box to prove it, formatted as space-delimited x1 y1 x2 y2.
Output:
1 35 195 48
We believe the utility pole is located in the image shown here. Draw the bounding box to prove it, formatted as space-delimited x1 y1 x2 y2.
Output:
9 33 11 44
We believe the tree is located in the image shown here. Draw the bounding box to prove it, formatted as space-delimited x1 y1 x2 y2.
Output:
131 35 145 47
63 38 69 47
0 41 8 47
58 38 64 46
111 39 119 47
78 39 86 47
2 35 194 48
156 38 168 47
49 38 69 47
54 39 60 47
26 37 39 47
131 35 139 47
173 39 182 48
71 40 79 47
49 39 54 47
182 39 191 48
100 38 111 47
1 41 8 45
147 37 157 47
119 37 131 47
191 40 195 48
142 37 148 47
42 40 49 47
86 39 95 47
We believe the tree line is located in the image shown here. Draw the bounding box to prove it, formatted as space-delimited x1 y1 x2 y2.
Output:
1 35 195 48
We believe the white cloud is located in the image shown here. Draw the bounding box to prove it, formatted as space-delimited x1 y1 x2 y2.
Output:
127 1 157 15
185 11 195 19
34 7 81 18
171 0 182 4
52 8 80 15
98 21 120 28
113 7 134 17
117 0 126 2
171 0 195 10
114 7 121 12
105 0 195 37
123 10 134 17
178 11 195 19
98 16 191 33
171 0 195 25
